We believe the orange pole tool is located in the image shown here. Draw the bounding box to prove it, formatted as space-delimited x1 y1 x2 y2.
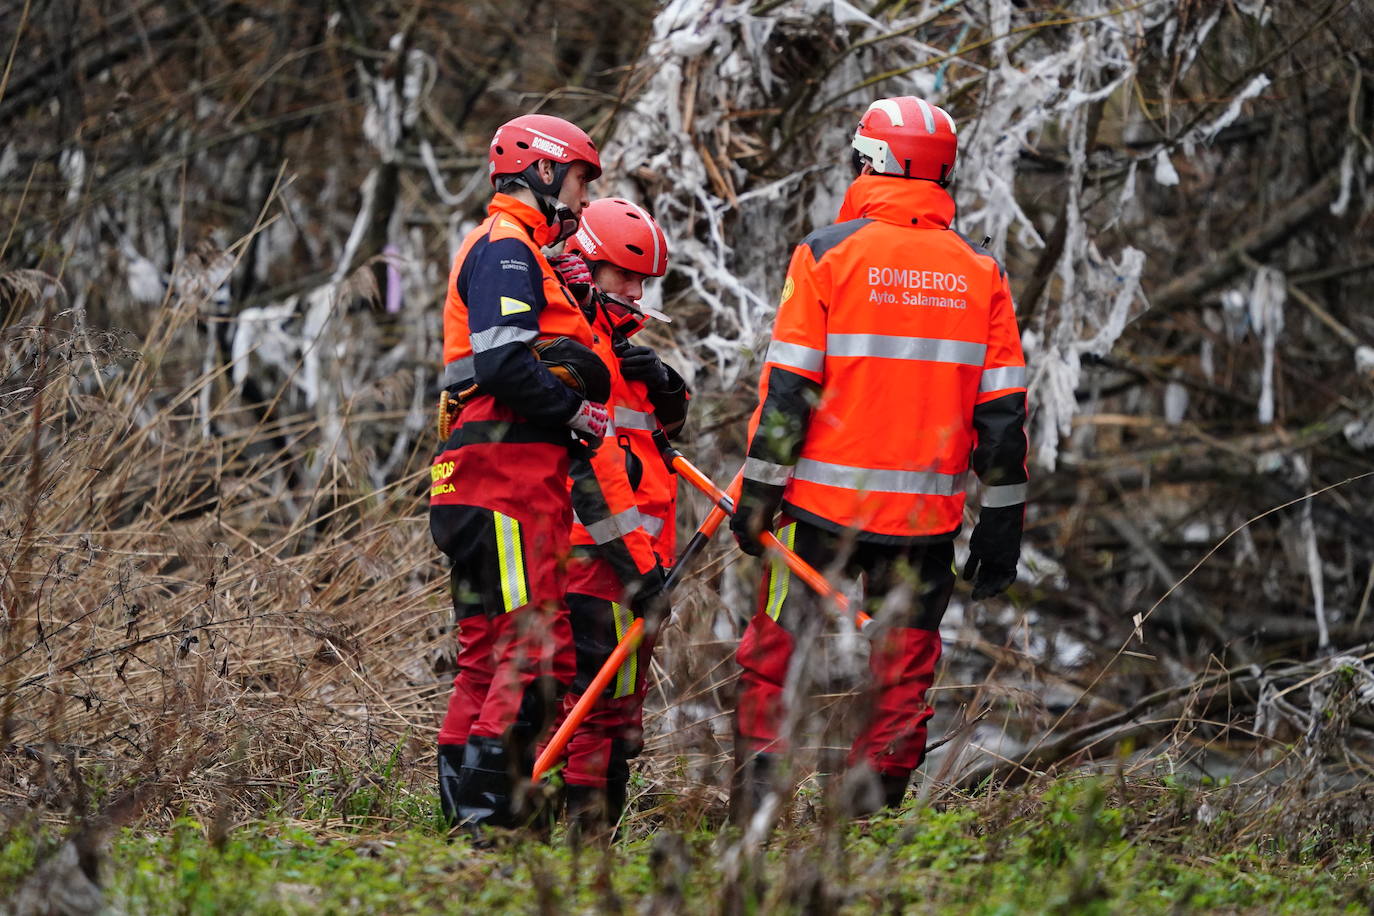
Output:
532 469 745 781
666 450 876 634
532 617 643 781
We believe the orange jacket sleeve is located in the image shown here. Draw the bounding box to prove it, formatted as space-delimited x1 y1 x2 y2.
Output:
570 441 662 587
971 268 1028 508
742 243 827 491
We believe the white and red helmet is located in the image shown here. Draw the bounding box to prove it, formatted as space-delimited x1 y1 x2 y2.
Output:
851 96 957 184
566 198 669 278
488 114 602 187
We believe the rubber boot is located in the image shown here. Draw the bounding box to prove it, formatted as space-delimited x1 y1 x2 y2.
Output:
841 764 911 817
565 783 609 845
437 743 466 828
605 751 630 828
454 735 515 831
728 746 779 828
881 769 911 810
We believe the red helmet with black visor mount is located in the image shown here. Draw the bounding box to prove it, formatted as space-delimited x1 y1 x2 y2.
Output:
489 114 602 242
851 96 958 185
566 197 670 338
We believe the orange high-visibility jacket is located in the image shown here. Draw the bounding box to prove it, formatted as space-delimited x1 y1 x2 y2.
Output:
430 194 597 516
742 175 1028 543
569 306 683 591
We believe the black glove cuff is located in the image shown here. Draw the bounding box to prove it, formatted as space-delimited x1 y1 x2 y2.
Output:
736 480 784 524
969 504 1024 567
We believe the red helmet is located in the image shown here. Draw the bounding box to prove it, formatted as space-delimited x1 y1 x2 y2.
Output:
851 97 957 183
566 198 668 277
488 114 602 187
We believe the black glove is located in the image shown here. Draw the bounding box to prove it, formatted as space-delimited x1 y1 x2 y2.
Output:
730 481 784 557
533 336 612 404
628 564 670 622
617 344 673 392
962 504 1023 600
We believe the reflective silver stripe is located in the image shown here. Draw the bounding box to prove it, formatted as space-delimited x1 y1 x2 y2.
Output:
578 506 642 546
981 483 1027 508
793 458 964 496
744 456 793 486
979 366 1026 393
443 356 474 387
638 513 665 537
827 333 985 366
766 340 825 374
614 406 656 431
471 325 538 352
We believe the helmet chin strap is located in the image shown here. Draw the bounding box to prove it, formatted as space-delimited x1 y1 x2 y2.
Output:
537 192 579 243
511 162 580 243
595 290 647 338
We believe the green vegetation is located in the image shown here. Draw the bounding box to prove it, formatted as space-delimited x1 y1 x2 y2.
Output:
5 774 1370 914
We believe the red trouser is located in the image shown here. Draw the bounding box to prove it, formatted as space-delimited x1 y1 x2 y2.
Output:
433 502 576 746
735 516 954 776
540 554 657 789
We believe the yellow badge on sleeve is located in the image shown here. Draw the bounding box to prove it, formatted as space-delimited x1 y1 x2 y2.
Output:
500 296 532 315
779 277 795 304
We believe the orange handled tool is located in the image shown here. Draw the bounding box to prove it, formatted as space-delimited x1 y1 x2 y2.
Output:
532 617 644 781
532 470 745 781
665 449 876 635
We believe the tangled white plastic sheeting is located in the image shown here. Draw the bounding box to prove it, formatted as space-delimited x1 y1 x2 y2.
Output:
607 0 1247 470
223 35 440 418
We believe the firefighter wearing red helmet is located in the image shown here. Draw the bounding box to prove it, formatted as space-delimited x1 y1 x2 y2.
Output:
538 198 690 834
431 112 608 831
729 96 1028 818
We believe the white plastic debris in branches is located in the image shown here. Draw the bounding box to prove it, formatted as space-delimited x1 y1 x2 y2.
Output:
1201 74 1271 145
120 240 166 305
1153 148 1180 186
1164 378 1188 425
1290 455 1329 650
608 0 1223 467
1330 142 1356 217
360 36 434 164
1248 266 1286 425
59 147 86 206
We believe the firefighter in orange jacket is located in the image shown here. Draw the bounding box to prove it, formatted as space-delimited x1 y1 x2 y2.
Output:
542 198 689 831
729 96 1029 815
431 113 610 830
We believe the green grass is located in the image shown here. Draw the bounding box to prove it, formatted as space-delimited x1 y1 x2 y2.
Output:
7 774 1370 914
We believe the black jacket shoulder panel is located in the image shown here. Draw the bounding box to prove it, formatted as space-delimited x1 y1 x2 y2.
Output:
804 218 874 262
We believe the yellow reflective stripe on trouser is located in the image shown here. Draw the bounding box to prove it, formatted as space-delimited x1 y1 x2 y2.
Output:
764 522 798 621
610 601 636 698
493 511 529 613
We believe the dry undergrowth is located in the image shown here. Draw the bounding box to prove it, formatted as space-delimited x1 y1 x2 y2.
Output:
2 291 1371 907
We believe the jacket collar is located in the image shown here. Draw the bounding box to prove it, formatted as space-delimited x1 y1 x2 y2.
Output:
488 192 559 248
836 174 955 229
